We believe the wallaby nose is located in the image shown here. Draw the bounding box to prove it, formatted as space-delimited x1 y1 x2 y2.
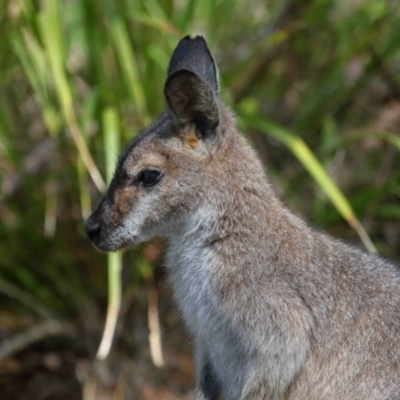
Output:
85 216 101 241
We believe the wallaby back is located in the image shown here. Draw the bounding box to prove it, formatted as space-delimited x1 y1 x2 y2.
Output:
86 36 400 400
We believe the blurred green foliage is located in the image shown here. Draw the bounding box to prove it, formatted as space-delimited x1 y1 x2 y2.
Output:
1 0 400 397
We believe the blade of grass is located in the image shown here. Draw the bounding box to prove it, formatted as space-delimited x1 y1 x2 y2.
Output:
104 0 149 124
38 0 106 192
77 158 92 220
140 260 164 368
248 116 377 253
97 107 122 360
77 92 99 220
96 251 122 360
12 31 61 136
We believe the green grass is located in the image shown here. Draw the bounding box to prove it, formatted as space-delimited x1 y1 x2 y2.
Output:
1 0 400 396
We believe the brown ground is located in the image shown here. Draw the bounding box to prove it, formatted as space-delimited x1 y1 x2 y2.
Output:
0 271 196 400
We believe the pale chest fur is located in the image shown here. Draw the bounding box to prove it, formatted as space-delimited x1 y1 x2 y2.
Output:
166 231 250 399
167 234 215 332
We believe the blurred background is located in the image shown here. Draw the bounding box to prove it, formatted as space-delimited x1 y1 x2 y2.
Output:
1 0 399 398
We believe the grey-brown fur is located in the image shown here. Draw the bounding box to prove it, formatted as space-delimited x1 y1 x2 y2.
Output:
86 36 400 400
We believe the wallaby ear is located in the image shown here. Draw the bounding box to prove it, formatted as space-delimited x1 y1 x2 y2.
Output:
167 36 219 94
164 69 219 136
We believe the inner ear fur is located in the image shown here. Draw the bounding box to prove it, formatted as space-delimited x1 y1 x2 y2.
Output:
164 70 219 138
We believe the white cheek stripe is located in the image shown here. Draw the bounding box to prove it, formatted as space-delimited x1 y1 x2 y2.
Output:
113 198 147 243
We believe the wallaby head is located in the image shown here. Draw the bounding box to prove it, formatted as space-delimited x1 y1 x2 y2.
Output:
86 36 238 252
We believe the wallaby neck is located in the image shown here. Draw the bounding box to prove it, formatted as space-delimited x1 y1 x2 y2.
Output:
168 127 310 271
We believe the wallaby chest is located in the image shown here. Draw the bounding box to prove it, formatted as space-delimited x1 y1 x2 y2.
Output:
167 233 250 399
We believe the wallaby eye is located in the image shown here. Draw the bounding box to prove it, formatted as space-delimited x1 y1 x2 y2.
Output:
137 169 163 187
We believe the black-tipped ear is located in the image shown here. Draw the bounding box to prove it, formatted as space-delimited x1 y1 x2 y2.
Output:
168 36 219 94
165 70 219 135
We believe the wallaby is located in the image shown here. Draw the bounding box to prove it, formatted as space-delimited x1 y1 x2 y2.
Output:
85 36 400 400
